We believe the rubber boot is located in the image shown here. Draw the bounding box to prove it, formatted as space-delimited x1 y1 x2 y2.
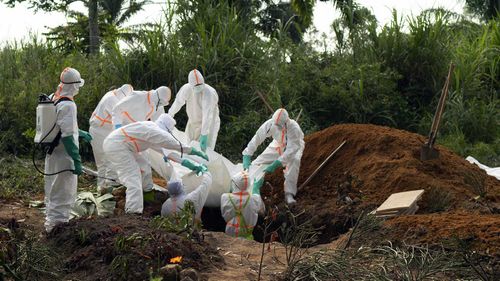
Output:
285 193 296 205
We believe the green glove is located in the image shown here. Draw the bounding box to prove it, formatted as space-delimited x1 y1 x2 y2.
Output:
199 134 208 152
61 136 82 175
263 160 282 174
78 129 92 143
252 178 264 195
189 147 209 161
242 155 251 171
181 159 207 175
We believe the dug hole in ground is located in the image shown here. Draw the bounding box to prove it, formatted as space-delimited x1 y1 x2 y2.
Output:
1 123 499 280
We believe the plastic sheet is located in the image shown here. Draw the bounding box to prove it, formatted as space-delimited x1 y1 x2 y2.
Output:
466 156 500 181
148 129 267 207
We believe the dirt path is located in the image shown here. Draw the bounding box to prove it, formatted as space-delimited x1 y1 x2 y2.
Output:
0 201 346 280
0 200 45 233
202 231 348 280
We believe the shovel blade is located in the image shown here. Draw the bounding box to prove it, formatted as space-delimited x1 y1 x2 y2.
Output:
420 145 439 161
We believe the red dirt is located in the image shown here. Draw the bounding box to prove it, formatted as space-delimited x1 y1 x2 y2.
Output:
385 212 500 256
263 124 500 252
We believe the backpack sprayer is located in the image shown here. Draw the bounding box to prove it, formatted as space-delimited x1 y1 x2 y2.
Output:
32 94 76 175
32 94 118 182
34 94 60 145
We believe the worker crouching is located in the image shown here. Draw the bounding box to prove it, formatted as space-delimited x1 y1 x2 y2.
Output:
103 114 208 214
220 172 265 240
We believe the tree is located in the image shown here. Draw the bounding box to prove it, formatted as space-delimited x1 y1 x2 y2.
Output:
3 0 101 53
258 1 314 43
3 0 146 53
465 0 500 21
44 0 148 53
175 0 315 43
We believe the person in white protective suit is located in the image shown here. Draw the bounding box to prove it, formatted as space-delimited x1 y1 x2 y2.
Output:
161 171 212 220
112 86 171 128
89 84 134 193
45 67 90 233
220 172 264 239
242 108 305 205
167 69 220 152
110 86 171 192
103 116 209 214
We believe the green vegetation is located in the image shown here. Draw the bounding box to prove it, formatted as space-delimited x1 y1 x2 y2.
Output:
0 0 498 166
0 224 61 280
0 156 43 200
151 201 201 240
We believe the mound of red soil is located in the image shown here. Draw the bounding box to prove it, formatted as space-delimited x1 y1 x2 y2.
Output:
263 124 500 248
48 215 223 281
385 212 500 256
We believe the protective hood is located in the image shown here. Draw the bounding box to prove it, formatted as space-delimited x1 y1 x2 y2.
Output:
155 113 177 132
231 171 250 192
54 67 84 99
116 84 133 100
188 69 205 86
167 180 185 197
272 108 289 128
155 86 171 106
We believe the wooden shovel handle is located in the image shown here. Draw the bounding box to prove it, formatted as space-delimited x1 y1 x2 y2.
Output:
428 63 455 146
299 140 347 190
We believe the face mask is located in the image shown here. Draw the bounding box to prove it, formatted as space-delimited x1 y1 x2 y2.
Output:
72 84 81 96
193 85 204 95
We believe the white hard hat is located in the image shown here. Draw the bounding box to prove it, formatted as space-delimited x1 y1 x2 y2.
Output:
272 108 289 128
60 67 84 88
188 69 205 86
156 86 171 106
231 171 250 192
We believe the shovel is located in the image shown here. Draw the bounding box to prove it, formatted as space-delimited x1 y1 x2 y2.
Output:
420 63 455 161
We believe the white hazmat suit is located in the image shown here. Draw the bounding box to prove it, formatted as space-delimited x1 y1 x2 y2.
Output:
110 86 171 191
112 86 171 127
44 67 85 232
242 108 305 204
168 69 220 151
161 172 212 220
89 84 133 191
103 119 204 214
221 171 264 239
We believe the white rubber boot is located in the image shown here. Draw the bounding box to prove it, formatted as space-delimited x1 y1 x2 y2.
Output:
285 193 296 205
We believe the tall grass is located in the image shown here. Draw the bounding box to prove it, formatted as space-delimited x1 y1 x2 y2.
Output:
0 2 498 165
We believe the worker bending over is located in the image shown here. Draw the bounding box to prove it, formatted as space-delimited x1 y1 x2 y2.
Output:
109 86 171 193
103 114 208 214
168 69 220 152
220 172 264 239
112 86 171 128
242 108 305 204
89 84 133 193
